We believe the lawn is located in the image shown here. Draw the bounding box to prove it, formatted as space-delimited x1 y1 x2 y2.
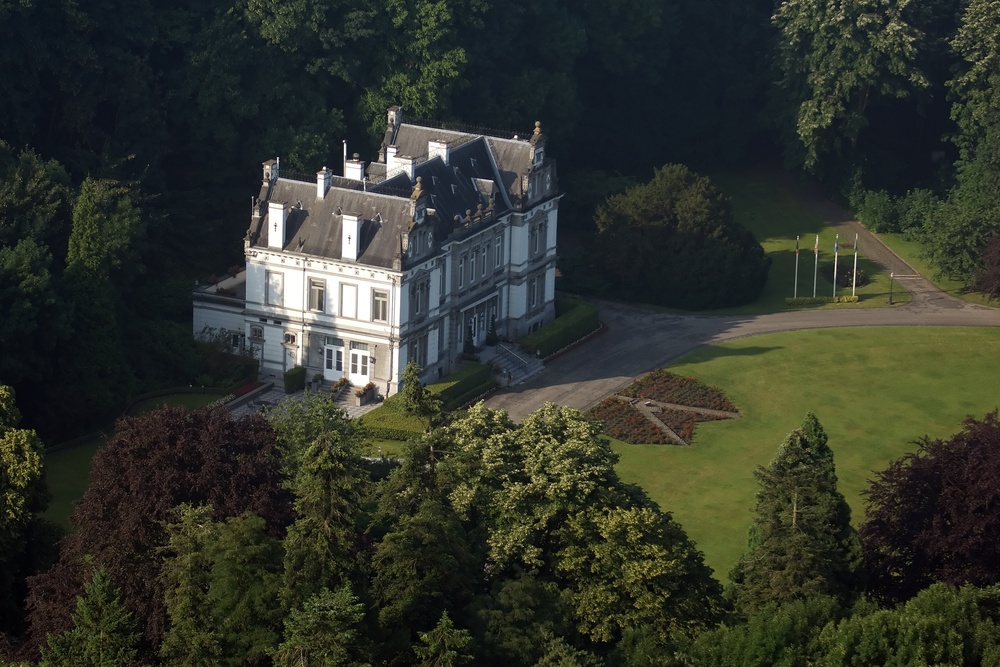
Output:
612 326 1000 582
44 391 225 528
699 171 911 314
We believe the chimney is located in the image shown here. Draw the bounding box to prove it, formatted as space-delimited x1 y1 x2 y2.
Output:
387 106 402 132
262 158 279 185
345 153 365 181
342 213 360 262
316 166 332 198
385 145 399 170
428 139 449 165
268 200 287 250
398 155 415 181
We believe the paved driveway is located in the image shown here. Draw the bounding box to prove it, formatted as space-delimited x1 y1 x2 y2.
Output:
486 203 1000 422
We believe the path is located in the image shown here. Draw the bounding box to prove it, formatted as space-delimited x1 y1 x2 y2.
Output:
485 189 1000 422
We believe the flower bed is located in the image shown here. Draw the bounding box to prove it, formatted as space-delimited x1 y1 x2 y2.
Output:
233 381 264 398
620 369 738 413
585 399 674 445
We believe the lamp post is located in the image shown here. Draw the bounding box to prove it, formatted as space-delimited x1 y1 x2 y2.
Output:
889 272 894 305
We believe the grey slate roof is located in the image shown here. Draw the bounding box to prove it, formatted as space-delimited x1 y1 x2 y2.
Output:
248 116 539 270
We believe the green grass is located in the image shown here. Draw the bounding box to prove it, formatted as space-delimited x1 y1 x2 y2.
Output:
43 436 104 528
127 391 224 415
878 232 997 307
612 326 1000 581
694 171 911 314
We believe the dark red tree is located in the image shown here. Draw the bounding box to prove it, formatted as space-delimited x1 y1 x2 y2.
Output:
22 406 292 658
973 235 1000 300
861 411 1000 603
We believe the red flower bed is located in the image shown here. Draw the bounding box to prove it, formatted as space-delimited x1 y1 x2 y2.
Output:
585 399 675 445
233 381 264 398
659 408 695 442
620 369 738 413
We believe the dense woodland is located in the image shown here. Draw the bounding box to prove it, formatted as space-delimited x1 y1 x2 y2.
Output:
4 0 1000 664
2 0 999 437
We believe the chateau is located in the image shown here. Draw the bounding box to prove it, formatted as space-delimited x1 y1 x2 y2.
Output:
193 107 559 394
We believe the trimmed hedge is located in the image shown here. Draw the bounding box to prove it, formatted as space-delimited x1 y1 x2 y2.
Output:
520 295 599 357
430 363 494 411
284 366 306 393
358 425 421 441
785 295 860 305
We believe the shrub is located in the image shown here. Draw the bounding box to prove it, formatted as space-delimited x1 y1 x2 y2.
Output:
283 366 306 394
836 266 869 288
430 363 494 411
520 295 599 357
857 189 899 232
785 295 860 305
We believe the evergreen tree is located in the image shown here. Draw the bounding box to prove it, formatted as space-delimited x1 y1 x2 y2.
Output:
729 413 862 616
281 431 369 611
39 568 140 667
413 611 473 667
273 586 371 667
400 361 441 431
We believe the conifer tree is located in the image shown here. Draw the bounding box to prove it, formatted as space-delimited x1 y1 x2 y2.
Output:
729 413 862 616
39 568 140 667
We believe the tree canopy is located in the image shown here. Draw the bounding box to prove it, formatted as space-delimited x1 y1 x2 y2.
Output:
729 413 862 616
861 411 1000 604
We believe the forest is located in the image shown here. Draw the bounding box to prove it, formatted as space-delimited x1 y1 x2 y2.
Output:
2 0 999 438
3 0 1000 664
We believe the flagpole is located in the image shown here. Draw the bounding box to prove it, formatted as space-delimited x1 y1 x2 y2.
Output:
812 234 819 298
832 233 839 298
794 235 800 298
852 233 859 297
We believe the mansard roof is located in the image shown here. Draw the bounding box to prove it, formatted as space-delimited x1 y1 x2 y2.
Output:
247 111 547 270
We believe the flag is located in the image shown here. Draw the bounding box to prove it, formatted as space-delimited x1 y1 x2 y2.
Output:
795 235 800 255
814 234 819 256
834 234 839 254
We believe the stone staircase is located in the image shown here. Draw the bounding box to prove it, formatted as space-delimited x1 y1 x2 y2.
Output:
482 342 545 386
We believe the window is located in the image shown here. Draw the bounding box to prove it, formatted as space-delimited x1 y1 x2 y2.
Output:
340 283 357 318
309 279 325 312
408 335 428 367
470 251 476 284
230 333 243 350
495 237 503 267
250 325 264 339
349 341 369 375
458 257 465 288
266 271 283 306
284 332 297 345
529 274 544 309
372 290 388 322
410 281 429 318
481 246 487 277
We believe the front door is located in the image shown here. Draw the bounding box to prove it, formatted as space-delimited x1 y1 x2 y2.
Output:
348 350 369 385
323 345 344 382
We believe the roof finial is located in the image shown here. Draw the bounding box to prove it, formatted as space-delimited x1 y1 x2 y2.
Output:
533 121 541 135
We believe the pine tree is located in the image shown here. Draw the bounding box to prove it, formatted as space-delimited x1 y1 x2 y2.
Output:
39 568 140 667
413 611 473 667
729 413 862 616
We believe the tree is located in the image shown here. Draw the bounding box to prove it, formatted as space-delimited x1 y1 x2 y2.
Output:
729 414 862 616
413 611 473 667
281 431 370 611
593 164 770 310
813 583 1000 666
973 234 1000 299
25 407 291 655
38 568 140 667
947 0 1000 163
400 361 441 431
0 386 53 635
769 0 928 173
159 505 223 667
861 411 1000 603
273 586 371 667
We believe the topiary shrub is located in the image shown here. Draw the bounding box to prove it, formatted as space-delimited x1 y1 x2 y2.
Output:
283 366 306 394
